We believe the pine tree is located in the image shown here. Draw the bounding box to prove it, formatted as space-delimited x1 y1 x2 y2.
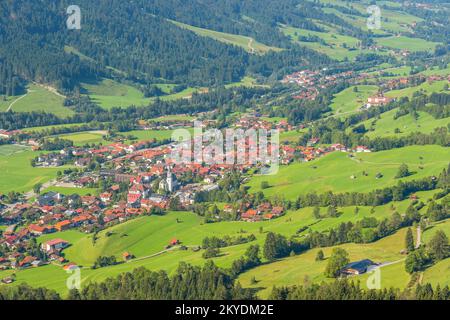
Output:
428 230 449 261
405 227 415 252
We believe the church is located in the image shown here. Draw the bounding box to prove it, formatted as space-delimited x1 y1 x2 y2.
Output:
159 166 178 193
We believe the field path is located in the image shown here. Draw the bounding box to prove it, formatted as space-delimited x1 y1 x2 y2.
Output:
415 226 422 249
248 38 256 54
6 90 33 112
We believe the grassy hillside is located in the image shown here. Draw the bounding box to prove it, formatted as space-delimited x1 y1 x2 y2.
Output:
53 131 108 146
0 190 441 296
238 227 409 298
280 24 365 61
330 85 379 115
170 20 281 54
360 110 449 138
247 145 450 200
375 36 440 52
0 147 61 194
0 84 73 118
385 80 449 99
81 78 204 109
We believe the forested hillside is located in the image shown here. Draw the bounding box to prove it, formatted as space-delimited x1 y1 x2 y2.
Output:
0 0 334 93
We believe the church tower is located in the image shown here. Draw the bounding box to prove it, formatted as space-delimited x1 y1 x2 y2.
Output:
166 166 174 193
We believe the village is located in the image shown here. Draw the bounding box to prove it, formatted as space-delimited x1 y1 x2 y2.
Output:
0 109 379 278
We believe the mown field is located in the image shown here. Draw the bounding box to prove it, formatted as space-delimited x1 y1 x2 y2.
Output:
385 80 449 99
359 110 449 138
280 24 366 61
247 145 450 200
329 85 379 115
0 85 73 117
53 131 108 146
320 0 424 35
0 146 61 194
238 228 409 298
42 186 99 196
170 20 281 54
375 36 440 52
81 78 201 109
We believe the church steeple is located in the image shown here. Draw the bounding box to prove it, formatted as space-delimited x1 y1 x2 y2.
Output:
166 166 174 192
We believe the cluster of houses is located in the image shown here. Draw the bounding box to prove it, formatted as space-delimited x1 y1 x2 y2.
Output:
280 140 371 164
0 129 23 139
282 69 354 101
235 116 295 132
239 202 285 222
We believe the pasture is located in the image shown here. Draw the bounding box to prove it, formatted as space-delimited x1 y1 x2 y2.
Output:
329 85 379 115
0 149 61 194
385 80 449 99
82 78 203 109
0 85 73 118
280 25 364 61
42 186 99 196
53 131 107 146
247 145 450 200
375 36 439 52
359 110 449 138
238 228 409 298
170 20 281 54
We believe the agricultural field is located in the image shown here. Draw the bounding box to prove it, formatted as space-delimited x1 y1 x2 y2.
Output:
385 80 449 99
22 123 88 133
147 115 195 122
170 20 281 54
0 84 73 118
247 145 450 200
358 110 449 138
225 76 268 89
82 78 204 109
53 131 108 146
81 79 152 109
280 25 365 61
238 227 409 298
0 147 61 194
329 85 379 115
0 144 29 156
124 128 194 143
319 0 424 35
42 186 99 196
375 36 439 52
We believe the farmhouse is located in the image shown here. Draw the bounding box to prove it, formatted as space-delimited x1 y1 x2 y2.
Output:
41 239 69 253
340 259 377 275
366 95 391 108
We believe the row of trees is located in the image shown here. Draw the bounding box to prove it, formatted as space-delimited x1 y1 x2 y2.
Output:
269 279 450 300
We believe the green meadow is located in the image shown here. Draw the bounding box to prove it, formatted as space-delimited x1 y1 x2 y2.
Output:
53 131 108 146
0 144 30 156
320 0 423 35
238 227 409 298
42 186 99 196
385 80 449 99
170 20 281 54
0 84 73 118
125 128 194 143
375 36 439 52
330 85 379 115
81 78 201 109
247 145 450 200
0 147 61 194
360 110 449 138
81 79 152 109
280 25 364 61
